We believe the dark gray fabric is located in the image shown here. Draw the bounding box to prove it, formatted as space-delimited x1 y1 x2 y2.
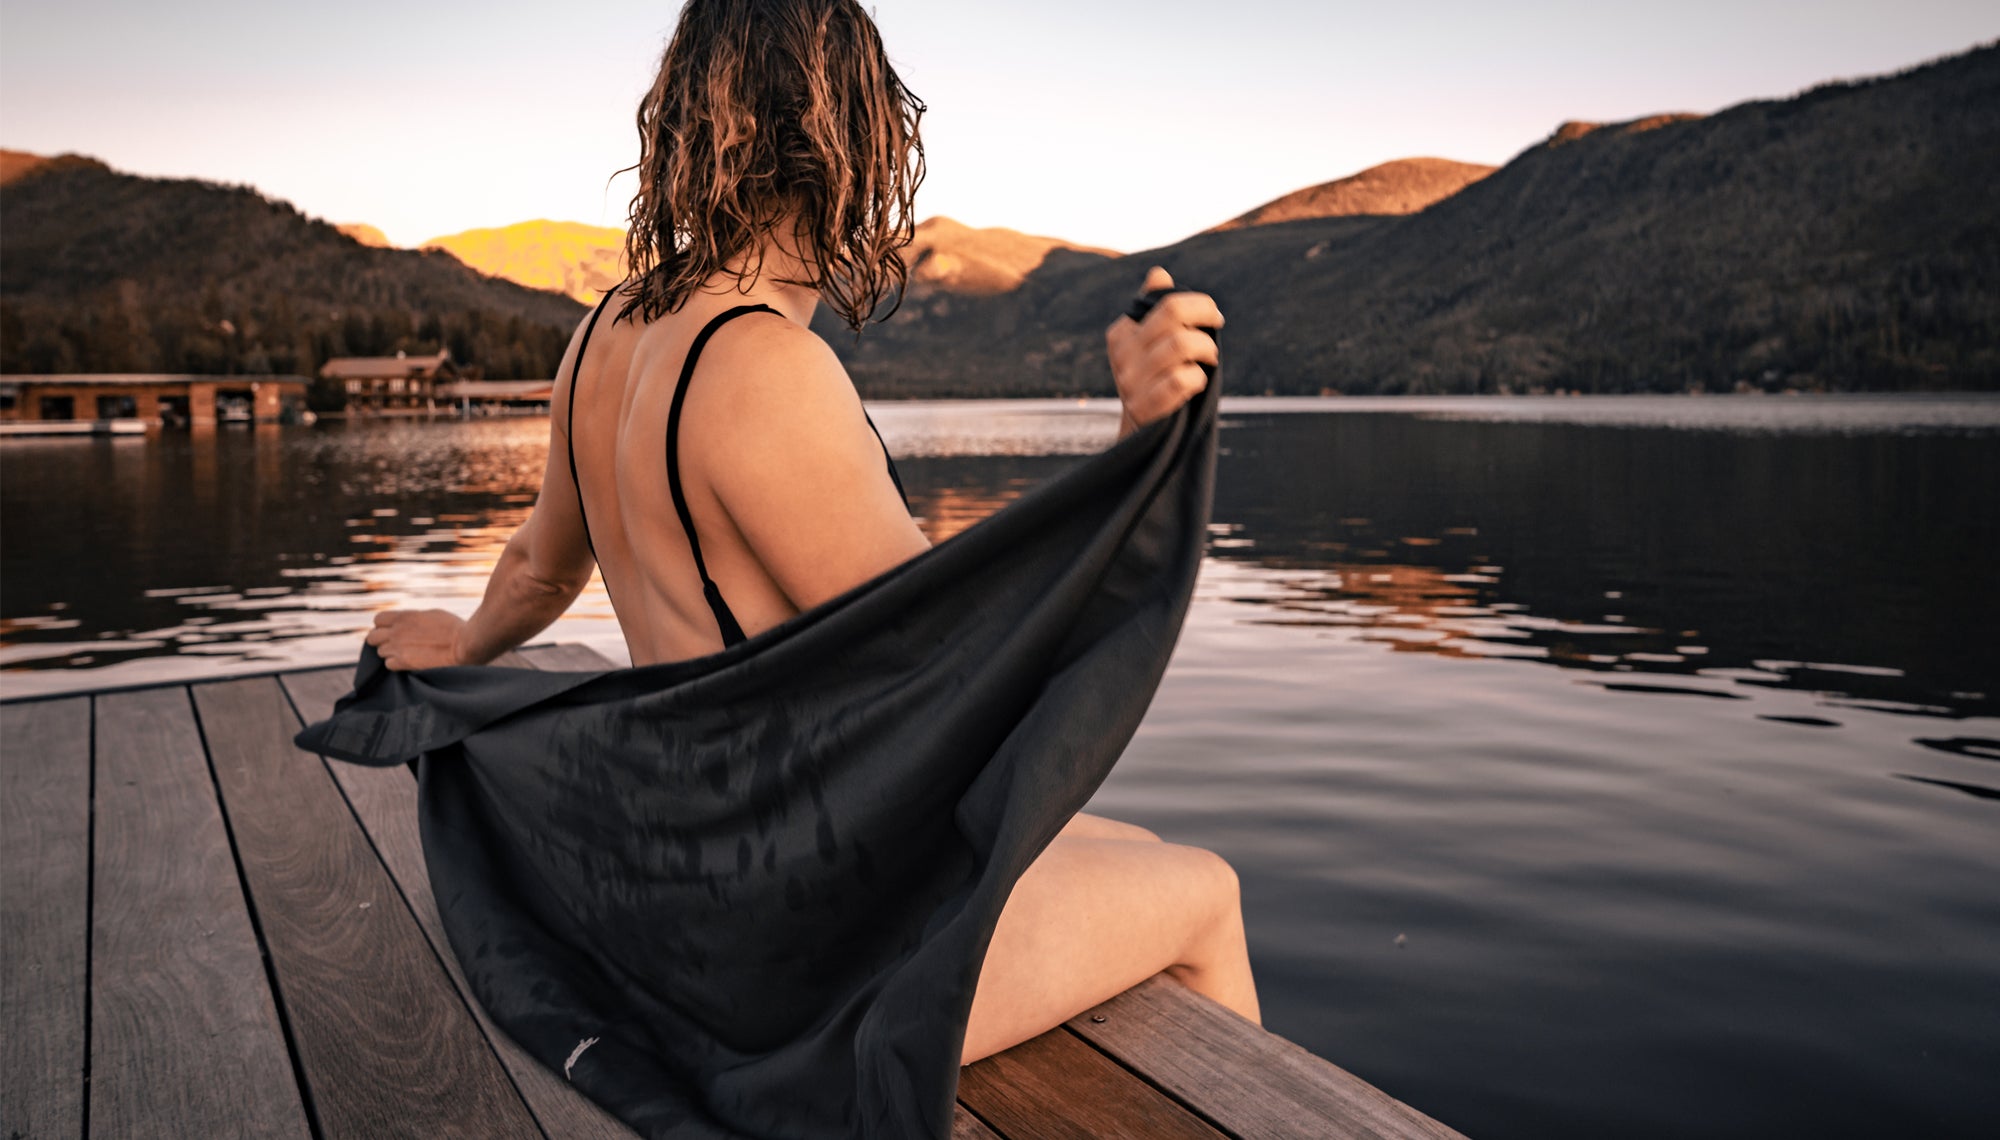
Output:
294 339 1219 1138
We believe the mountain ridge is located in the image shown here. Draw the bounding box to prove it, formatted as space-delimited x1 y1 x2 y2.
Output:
228 155 1493 313
0 156 585 382
901 216 1119 297
335 222 391 248
421 219 628 304
820 41 2000 396
1209 157 1498 232
5 41 1993 394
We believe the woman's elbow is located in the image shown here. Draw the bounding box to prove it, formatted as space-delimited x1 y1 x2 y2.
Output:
524 565 591 603
505 533 592 601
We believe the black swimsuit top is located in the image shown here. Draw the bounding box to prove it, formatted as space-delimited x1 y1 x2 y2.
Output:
564 291 908 649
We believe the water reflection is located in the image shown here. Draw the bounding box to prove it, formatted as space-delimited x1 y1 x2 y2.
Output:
1897 774 2000 801
5 398 1998 1138
1205 412 1999 721
3 403 1996 720
0 418 618 678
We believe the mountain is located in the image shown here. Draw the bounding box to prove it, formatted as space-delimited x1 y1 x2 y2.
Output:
422 220 627 304
1 149 54 185
408 214 1113 307
823 42 2000 397
1209 157 1497 231
336 222 391 248
0 153 585 383
901 217 1118 297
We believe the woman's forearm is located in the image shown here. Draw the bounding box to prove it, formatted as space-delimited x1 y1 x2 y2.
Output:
455 531 588 665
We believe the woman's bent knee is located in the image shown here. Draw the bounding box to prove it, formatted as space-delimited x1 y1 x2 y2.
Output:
964 836 1229 1065
1060 810 1164 844
1170 843 1238 899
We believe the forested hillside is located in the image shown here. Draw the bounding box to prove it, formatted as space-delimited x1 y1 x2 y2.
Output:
821 43 2000 397
0 153 584 380
1208 157 1496 231
7 41 1994 398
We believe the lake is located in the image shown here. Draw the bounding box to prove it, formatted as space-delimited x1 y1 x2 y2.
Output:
4 395 1997 1138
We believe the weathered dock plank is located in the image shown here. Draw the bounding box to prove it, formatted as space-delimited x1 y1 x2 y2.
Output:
350 642 1011 1140
2 645 1469 1140
0 697 93 1140
283 664 639 1140
951 1106 1008 1139
89 687 308 1139
192 675 540 1139
959 1027 1231 1139
1068 973 1469 1140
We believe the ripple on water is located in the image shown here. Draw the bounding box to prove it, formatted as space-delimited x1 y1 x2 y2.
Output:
3 398 1998 1138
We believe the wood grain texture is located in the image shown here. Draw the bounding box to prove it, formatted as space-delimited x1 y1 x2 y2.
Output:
87 686 309 1140
1 698 92 1140
958 1026 1228 1140
1067 973 1470 1140
951 1104 1007 1139
284 665 639 1140
192 676 540 1140
517 642 619 671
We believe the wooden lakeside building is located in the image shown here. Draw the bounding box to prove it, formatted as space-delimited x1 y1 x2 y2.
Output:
0 373 310 432
439 378 555 415
319 349 458 414
1 641 1468 1139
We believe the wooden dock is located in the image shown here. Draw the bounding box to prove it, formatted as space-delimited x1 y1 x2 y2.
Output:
0 418 148 438
2 643 1466 1139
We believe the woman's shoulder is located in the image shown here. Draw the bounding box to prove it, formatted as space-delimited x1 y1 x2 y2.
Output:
666 308 863 429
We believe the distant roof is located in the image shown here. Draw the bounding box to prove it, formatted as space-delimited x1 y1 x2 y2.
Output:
319 351 455 381
437 380 552 398
0 373 309 387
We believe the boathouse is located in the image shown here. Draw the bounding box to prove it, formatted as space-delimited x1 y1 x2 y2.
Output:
0 373 310 427
319 349 458 412
437 378 553 415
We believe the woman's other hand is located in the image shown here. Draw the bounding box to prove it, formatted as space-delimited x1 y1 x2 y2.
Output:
364 608 467 671
1106 266 1223 434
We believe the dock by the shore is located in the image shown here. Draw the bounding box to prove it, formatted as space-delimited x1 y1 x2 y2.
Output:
0 418 149 438
1 643 1465 1139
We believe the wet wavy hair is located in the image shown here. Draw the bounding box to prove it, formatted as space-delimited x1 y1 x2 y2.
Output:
619 0 926 333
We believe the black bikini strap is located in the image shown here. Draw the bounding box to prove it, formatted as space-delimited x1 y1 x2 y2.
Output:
565 290 620 561
863 411 907 505
666 304 776 647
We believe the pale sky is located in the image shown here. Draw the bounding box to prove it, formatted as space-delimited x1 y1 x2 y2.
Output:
1 2 1993 252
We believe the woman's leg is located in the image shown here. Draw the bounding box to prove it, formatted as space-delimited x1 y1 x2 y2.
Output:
1057 810 1163 844
960 833 1260 1066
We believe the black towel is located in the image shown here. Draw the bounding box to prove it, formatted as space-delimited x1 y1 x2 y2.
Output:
294 298 1220 1139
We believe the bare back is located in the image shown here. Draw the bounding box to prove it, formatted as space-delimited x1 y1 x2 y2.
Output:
547 285 927 667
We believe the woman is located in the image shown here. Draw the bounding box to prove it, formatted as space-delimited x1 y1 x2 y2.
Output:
362 0 1258 1075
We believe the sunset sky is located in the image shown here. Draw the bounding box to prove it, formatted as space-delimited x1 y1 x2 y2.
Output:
2 1 1992 252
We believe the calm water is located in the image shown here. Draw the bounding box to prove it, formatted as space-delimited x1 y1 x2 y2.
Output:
5 396 1998 1138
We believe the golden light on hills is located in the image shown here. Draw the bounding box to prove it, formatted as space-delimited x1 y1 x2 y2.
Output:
0 149 105 187
0 149 48 186
1545 113 1704 146
336 222 391 247
1212 157 1498 231
421 219 627 303
901 217 1119 297
398 215 1114 304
